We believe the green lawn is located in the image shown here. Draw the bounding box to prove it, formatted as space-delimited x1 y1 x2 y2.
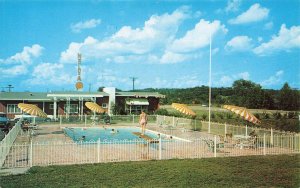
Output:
1 154 299 188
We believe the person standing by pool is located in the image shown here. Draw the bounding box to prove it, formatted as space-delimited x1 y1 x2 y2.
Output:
139 111 148 135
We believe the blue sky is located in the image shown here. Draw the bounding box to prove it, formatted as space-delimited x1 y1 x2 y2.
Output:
0 0 299 92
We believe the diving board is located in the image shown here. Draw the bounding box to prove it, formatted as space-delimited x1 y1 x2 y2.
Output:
132 132 159 143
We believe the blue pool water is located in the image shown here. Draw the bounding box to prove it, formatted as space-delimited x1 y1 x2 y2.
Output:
63 127 164 142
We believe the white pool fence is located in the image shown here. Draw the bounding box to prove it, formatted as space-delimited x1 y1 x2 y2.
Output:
1 115 299 169
2 134 299 169
0 119 22 167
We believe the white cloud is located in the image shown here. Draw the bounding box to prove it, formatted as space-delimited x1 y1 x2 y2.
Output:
61 7 189 64
71 19 101 33
1 44 43 65
0 44 43 77
228 3 269 24
0 65 28 76
261 70 284 86
264 21 273 30
139 74 203 89
238 72 250 80
219 75 233 86
160 52 192 64
253 24 300 55
225 36 253 51
257 37 263 42
216 72 250 87
194 11 203 18
27 63 75 85
60 36 98 63
225 0 241 12
168 19 228 53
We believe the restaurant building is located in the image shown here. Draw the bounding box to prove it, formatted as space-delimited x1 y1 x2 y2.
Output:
0 87 164 119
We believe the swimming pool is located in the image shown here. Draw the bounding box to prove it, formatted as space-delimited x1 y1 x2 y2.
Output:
63 127 168 143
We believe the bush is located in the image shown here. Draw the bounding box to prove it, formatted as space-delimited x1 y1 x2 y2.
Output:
217 113 224 119
226 113 233 119
287 112 297 119
254 113 260 119
155 108 169 116
202 114 207 120
272 112 282 120
263 113 270 119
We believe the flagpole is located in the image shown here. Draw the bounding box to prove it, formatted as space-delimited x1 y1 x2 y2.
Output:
208 32 212 134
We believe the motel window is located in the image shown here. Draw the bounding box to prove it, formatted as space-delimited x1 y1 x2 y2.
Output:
49 104 54 109
64 104 79 114
7 104 22 114
102 103 108 108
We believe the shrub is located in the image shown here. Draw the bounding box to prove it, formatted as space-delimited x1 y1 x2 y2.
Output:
226 113 233 119
202 114 207 120
155 108 169 116
272 112 282 120
254 113 260 119
263 113 270 119
217 113 224 119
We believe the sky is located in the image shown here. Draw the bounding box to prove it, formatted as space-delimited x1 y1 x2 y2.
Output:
0 0 299 92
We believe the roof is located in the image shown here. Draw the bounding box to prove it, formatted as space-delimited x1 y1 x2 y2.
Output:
125 98 149 105
116 92 165 98
47 91 109 98
0 91 108 101
0 91 165 101
0 92 50 101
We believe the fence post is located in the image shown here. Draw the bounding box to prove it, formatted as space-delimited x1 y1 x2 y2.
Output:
59 115 62 125
270 128 273 146
85 114 87 126
159 136 162 160
132 114 135 124
214 135 217 157
172 116 175 127
194 119 196 131
30 138 33 167
97 139 100 163
263 133 266 156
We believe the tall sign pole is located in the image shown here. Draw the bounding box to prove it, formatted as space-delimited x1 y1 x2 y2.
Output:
208 33 212 134
75 53 83 91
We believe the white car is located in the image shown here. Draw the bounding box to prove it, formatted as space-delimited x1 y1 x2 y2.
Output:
14 114 52 122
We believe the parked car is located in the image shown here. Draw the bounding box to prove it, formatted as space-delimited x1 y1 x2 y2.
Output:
14 114 52 123
0 112 9 127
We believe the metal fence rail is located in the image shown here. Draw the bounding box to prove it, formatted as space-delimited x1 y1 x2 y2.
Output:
2 134 299 169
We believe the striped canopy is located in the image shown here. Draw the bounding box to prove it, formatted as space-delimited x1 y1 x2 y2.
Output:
85 102 105 113
18 103 47 118
223 105 261 125
171 103 196 117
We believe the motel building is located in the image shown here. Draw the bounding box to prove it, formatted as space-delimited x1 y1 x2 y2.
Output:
0 87 165 120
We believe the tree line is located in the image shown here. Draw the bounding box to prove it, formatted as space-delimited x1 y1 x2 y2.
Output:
135 79 300 111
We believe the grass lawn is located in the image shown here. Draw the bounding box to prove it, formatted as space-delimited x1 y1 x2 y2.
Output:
1 154 299 188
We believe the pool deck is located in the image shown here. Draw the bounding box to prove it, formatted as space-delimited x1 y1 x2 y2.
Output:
14 122 212 144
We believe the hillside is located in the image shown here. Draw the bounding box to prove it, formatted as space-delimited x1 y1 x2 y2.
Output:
134 79 300 111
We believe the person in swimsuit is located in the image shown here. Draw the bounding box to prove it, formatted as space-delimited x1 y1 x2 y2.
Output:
139 111 148 135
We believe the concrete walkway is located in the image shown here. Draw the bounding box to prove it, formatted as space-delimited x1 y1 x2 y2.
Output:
0 167 30 176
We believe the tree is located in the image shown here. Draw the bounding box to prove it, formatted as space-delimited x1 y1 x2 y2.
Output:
231 79 264 108
278 83 300 110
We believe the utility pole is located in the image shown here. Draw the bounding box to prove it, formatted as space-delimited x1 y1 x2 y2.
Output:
6 84 14 92
129 77 138 91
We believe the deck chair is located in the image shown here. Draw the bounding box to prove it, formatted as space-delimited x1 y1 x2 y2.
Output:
204 139 224 152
